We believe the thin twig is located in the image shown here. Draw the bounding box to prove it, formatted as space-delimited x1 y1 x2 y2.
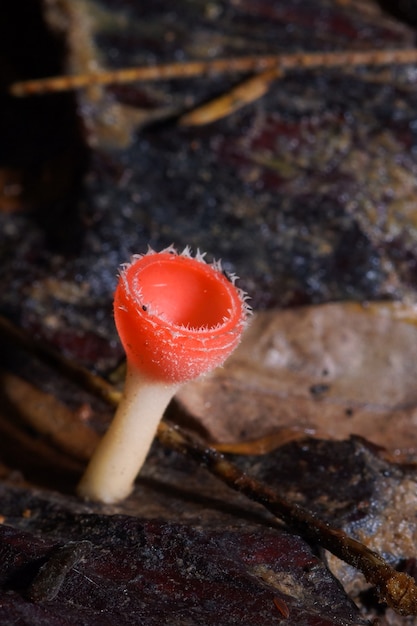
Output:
8 48 417 97
1 315 417 615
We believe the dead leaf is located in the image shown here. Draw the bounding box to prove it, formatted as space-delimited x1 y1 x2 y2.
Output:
176 301 417 454
0 370 99 462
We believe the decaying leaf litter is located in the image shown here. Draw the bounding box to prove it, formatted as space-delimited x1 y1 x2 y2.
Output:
2 0 417 624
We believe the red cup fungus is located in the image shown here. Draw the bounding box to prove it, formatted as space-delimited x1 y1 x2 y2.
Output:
77 246 250 503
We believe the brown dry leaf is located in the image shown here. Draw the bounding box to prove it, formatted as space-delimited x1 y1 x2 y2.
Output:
0 370 98 463
176 301 417 454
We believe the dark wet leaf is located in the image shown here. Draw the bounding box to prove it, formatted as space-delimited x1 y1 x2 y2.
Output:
0 482 367 626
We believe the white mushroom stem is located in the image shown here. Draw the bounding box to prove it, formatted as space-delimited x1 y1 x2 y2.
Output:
77 364 179 503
